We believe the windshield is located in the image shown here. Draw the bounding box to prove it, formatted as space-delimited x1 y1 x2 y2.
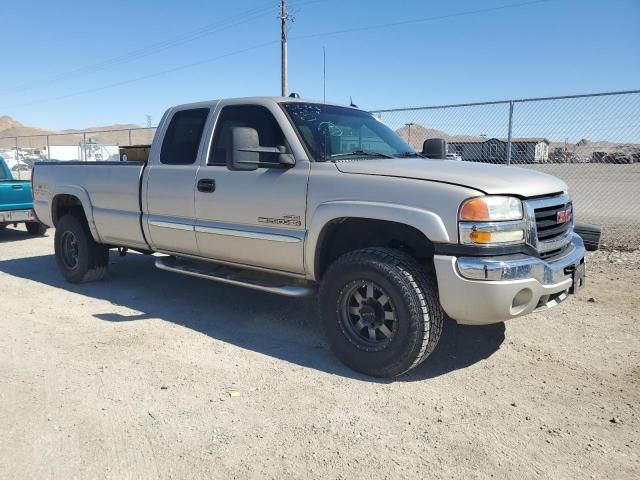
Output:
0 156 8 181
282 102 415 162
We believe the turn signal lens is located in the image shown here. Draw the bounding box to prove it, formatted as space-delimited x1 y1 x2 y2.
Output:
469 230 492 244
470 229 524 244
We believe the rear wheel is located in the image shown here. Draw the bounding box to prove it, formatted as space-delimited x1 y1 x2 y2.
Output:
25 221 48 236
319 247 443 378
54 214 109 283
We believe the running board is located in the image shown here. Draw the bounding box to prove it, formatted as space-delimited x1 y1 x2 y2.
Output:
155 256 315 297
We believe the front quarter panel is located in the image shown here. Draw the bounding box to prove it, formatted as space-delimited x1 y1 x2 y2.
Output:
304 162 481 279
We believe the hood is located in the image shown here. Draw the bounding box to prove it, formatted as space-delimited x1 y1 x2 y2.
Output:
334 158 567 198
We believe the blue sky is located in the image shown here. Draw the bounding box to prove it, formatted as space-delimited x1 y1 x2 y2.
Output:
0 0 638 130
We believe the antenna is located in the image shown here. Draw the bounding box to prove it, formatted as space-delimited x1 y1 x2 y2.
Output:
349 97 358 108
323 46 326 104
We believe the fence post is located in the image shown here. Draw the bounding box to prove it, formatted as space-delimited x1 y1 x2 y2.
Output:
14 137 21 176
82 132 87 161
46 135 51 161
506 101 514 166
128 129 132 146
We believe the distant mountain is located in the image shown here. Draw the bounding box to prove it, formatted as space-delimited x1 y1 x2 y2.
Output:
61 124 142 134
0 115 53 138
395 124 450 150
395 124 489 150
0 115 142 137
0 115 23 131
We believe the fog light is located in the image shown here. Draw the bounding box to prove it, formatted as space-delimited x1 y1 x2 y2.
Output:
511 288 533 315
470 229 524 244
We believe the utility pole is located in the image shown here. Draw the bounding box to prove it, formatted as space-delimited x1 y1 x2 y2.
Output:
280 0 288 97
405 123 415 147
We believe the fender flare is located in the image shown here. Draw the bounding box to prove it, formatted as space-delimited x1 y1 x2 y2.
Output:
51 186 102 243
304 200 451 280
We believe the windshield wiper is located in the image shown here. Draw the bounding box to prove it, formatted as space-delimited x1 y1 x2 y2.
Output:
330 150 395 160
396 151 422 158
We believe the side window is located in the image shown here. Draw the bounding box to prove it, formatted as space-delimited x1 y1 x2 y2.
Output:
209 106 285 166
160 108 209 165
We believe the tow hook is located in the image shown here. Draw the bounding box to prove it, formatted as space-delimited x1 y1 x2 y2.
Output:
118 247 128 257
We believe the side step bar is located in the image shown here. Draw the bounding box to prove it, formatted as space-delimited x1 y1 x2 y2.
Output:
155 256 315 297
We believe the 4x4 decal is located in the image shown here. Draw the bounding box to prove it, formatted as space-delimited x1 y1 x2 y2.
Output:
258 215 302 227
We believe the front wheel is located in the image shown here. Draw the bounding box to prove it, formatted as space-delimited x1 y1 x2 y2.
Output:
25 221 48 236
319 247 443 378
54 214 109 283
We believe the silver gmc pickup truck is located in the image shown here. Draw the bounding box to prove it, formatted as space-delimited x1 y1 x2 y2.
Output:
33 96 586 377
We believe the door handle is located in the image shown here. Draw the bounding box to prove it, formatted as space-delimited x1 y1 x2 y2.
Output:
12 184 23 190
197 178 216 193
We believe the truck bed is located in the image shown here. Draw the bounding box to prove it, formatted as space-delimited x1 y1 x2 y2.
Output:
32 161 148 249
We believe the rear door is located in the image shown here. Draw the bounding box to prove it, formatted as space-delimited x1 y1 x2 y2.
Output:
143 107 210 255
193 103 309 273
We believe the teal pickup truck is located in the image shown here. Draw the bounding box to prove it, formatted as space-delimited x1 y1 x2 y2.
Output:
0 155 47 235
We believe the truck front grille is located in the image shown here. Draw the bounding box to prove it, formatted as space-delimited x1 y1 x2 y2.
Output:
534 202 573 241
525 194 574 257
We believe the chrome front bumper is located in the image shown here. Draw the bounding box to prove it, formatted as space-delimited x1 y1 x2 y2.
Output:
0 209 36 223
433 234 586 325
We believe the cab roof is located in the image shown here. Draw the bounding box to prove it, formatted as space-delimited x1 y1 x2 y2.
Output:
169 96 362 112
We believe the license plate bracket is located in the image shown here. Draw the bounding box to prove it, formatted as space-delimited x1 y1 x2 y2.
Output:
570 262 586 294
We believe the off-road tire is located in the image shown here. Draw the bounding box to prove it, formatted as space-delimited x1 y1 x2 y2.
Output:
25 221 48 236
319 247 443 378
574 222 601 252
54 214 109 283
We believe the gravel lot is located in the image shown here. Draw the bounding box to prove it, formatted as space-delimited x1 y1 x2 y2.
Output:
1 226 638 479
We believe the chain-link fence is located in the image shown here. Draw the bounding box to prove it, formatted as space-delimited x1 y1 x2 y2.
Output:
1 91 638 249
0 127 156 180
372 90 640 249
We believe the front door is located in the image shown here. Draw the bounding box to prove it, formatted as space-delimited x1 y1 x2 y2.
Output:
0 160 32 211
144 107 210 255
194 104 309 274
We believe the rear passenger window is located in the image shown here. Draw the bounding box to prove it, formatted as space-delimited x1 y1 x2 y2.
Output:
160 108 209 165
209 105 285 166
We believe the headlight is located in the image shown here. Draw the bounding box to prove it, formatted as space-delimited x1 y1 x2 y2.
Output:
459 196 526 245
459 196 523 221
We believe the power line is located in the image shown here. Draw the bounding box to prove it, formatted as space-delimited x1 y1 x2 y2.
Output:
291 0 553 41
5 40 279 109
0 1 279 96
4 0 552 109
2 0 330 97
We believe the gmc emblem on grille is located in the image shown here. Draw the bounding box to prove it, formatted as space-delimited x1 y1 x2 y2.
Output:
557 208 572 224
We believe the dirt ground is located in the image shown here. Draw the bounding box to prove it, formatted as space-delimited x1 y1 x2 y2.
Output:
1 225 638 480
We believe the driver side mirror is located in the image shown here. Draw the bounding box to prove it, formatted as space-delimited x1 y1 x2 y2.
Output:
229 127 295 171
422 138 448 159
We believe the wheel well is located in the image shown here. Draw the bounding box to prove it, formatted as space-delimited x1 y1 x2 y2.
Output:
315 218 435 280
52 194 87 227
